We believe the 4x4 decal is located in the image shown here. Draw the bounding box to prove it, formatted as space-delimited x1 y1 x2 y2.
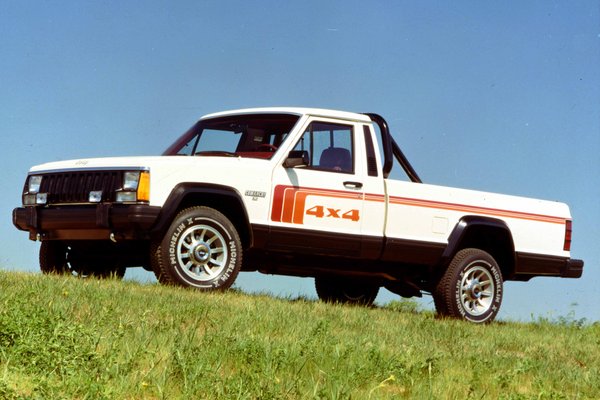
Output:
271 185 361 224
306 205 360 221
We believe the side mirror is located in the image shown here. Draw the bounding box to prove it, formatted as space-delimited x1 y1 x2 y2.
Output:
283 150 309 168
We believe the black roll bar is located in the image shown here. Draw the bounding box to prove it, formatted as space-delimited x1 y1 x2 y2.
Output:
363 113 422 184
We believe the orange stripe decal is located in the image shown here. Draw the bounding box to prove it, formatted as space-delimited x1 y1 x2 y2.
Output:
271 185 566 225
388 196 566 224
271 185 362 224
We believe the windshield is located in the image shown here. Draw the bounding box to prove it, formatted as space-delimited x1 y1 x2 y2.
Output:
163 113 300 159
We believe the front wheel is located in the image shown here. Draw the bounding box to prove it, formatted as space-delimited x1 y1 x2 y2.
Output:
39 241 126 279
154 206 242 290
315 276 380 306
433 248 503 323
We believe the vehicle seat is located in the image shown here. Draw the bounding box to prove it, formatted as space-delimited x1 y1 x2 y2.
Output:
319 147 352 172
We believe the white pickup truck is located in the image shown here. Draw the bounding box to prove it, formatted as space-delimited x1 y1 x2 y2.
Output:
13 107 583 322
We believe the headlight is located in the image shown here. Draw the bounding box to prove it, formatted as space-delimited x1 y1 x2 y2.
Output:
115 191 137 202
23 175 47 206
28 175 43 194
123 171 141 191
116 170 150 203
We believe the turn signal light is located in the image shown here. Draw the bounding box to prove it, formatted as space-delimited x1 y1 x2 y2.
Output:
137 171 150 202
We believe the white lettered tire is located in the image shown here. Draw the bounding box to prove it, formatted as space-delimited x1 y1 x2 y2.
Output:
156 206 242 290
434 248 503 323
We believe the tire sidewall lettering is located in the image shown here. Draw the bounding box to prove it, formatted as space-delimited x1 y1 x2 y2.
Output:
166 213 239 289
453 257 502 323
168 222 186 265
454 271 468 319
222 240 237 283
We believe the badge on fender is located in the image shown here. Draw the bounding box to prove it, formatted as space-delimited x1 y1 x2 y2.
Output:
245 190 266 201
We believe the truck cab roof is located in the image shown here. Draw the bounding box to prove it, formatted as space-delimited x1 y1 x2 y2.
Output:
200 107 373 124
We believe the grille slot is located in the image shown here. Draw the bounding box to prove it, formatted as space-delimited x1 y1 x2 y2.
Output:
39 171 123 204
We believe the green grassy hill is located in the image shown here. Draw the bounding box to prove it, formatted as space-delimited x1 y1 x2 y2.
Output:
0 271 597 399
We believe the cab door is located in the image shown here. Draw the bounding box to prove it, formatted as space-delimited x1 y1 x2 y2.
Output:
269 118 366 257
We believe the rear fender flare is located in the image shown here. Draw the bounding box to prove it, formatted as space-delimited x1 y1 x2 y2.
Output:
440 216 515 277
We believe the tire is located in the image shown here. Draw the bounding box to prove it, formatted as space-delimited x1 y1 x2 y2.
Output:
433 248 503 323
154 206 242 290
92 265 126 279
150 241 170 284
40 241 126 279
40 241 68 274
315 276 380 306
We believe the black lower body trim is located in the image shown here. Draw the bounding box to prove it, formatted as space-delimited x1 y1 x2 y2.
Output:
246 224 438 292
515 252 584 278
250 224 444 265
266 225 363 257
381 238 446 266
251 223 382 258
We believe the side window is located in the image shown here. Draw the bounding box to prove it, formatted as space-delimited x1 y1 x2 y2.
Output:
292 121 354 173
363 125 378 177
370 121 410 181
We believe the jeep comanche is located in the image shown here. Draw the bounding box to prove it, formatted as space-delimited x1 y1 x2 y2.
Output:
13 107 584 322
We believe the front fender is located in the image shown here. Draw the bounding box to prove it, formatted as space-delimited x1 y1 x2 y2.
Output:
150 183 252 246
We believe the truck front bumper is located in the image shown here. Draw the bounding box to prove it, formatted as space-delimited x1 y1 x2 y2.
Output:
13 204 161 241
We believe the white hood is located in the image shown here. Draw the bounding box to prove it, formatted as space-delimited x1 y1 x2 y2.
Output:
29 155 274 207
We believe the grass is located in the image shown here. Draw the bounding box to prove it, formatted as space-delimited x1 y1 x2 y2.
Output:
0 270 598 399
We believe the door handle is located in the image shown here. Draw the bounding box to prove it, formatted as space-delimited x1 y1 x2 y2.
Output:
344 181 363 189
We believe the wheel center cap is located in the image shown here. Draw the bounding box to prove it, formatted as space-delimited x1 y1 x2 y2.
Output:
468 279 482 299
193 243 210 263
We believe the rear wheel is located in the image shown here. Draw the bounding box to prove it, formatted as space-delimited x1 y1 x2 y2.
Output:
154 206 242 290
315 276 379 306
433 248 503 323
39 241 126 279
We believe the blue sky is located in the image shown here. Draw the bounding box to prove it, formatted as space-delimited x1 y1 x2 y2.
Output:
1 1 599 322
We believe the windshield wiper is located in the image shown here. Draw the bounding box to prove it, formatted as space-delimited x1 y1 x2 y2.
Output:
194 151 238 157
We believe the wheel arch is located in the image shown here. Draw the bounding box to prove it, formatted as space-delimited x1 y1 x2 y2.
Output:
151 183 252 248
441 216 516 280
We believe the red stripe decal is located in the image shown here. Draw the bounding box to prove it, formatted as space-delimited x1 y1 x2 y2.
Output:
388 196 566 224
271 185 566 225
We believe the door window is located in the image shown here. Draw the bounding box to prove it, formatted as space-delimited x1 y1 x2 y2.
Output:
292 122 354 173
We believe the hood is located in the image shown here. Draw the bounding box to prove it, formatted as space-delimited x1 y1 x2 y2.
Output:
28 155 270 174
